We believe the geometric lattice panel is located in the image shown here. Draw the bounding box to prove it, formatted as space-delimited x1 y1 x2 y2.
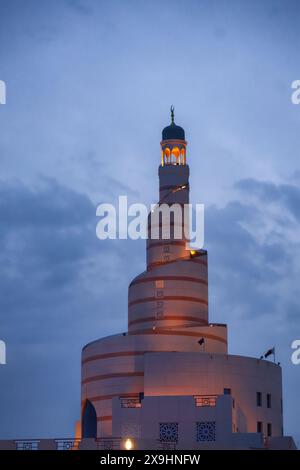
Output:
196 421 216 442
159 423 179 442
121 423 142 438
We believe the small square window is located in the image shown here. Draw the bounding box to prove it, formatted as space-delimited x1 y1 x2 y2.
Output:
155 280 164 288
224 388 231 395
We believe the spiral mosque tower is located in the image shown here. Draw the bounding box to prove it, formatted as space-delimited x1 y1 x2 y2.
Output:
80 110 293 450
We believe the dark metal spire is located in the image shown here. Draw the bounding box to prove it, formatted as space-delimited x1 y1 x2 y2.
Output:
170 105 175 124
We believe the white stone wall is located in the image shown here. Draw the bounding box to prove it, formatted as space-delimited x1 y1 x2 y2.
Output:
143 352 283 436
112 394 265 449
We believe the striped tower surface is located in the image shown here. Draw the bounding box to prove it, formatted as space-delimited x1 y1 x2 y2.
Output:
81 111 228 438
129 158 210 331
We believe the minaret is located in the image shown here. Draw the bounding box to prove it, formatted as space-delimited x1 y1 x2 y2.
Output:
128 107 209 332
147 105 190 270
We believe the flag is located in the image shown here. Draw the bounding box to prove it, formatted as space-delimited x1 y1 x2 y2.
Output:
264 347 275 358
198 338 205 346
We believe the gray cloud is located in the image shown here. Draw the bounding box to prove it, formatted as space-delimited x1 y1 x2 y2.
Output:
207 178 300 320
206 177 300 443
0 178 143 438
236 178 300 221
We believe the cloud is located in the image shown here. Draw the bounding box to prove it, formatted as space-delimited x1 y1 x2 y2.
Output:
207 177 300 322
206 177 300 441
235 178 300 220
0 177 143 438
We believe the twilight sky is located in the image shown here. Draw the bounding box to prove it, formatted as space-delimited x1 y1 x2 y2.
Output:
0 0 300 444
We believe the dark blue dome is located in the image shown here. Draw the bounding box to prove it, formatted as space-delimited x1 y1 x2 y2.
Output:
162 122 185 141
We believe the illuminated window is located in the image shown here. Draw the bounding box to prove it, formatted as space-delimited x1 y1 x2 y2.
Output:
180 148 186 164
163 147 170 165
171 147 180 164
155 280 164 288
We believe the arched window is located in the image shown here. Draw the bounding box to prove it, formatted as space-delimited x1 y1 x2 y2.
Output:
181 148 186 165
164 147 170 165
82 400 97 438
171 147 180 164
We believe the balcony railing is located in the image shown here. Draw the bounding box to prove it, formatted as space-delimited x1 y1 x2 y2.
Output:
14 439 81 451
15 440 40 450
194 394 219 407
96 438 122 450
55 439 81 450
120 398 142 408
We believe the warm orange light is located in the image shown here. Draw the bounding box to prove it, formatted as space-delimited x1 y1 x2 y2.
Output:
124 438 134 450
171 146 180 158
173 184 186 193
190 250 197 257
